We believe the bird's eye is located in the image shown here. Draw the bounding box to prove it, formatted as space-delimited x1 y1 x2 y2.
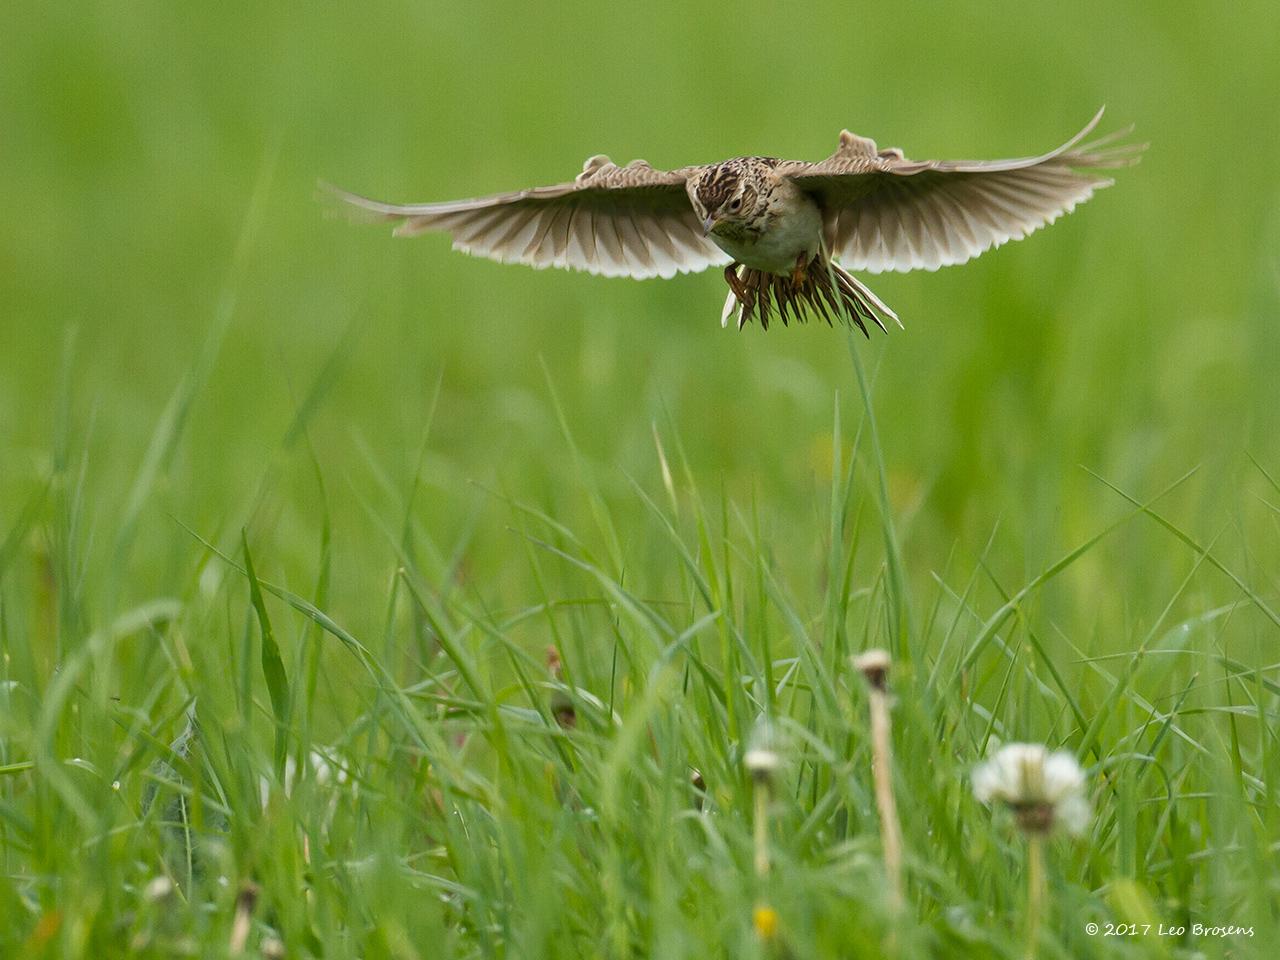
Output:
728 197 742 212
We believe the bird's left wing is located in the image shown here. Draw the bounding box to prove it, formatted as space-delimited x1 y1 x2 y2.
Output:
325 157 731 280
778 108 1143 273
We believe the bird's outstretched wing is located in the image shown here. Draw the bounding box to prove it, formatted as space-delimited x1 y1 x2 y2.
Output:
779 108 1144 273
324 157 731 280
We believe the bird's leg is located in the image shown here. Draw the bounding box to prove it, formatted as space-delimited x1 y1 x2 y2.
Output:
724 263 748 303
790 252 809 288
723 263 760 326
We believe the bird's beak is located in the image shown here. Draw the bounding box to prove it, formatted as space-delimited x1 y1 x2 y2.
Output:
702 214 717 236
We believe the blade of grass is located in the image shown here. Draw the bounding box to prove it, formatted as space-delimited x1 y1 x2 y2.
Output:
242 531 290 778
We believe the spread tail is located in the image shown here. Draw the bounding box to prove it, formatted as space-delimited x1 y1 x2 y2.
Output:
721 258 901 335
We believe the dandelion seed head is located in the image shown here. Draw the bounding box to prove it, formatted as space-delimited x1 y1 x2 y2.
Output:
744 717 784 783
972 743 1090 836
1055 793 1092 836
852 648 892 690
744 748 780 781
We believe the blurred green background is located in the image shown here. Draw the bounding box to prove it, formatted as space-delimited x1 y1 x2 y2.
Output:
3 2 1280 955
2 0 1278 681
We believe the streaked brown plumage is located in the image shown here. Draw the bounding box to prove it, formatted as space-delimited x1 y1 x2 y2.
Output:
327 109 1141 332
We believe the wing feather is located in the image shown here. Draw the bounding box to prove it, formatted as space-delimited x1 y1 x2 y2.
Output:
786 109 1143 273
325 157 730 279
548 205 573 265
611 212 650 275
490 206 541 256
621 211 659 274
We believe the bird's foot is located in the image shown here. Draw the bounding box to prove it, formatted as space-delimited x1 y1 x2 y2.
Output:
724 263 748 302
790 253 809 287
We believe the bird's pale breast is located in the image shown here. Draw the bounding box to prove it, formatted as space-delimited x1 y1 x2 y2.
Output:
710 180 824 275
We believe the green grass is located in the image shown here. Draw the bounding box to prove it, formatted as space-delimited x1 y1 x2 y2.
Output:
2 0 1279 957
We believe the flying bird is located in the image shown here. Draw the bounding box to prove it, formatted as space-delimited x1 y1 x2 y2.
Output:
328 109 1140 333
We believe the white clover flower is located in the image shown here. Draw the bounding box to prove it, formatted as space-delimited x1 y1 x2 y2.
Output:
972 743 1091 835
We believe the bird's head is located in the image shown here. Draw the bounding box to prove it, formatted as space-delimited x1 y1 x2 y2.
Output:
688 161 765 236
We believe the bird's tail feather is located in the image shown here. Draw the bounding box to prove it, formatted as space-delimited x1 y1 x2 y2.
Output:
722 258 900 335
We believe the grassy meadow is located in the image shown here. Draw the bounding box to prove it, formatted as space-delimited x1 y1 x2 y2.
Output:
2 0 1279 956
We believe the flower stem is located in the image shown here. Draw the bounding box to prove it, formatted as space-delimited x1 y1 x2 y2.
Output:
753 778 770 879
868 685 904 911
1025 833 1045 960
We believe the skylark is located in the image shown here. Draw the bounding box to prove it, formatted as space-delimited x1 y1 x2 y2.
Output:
329 109 1139 333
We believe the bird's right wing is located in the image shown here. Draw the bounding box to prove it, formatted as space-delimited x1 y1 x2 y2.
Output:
779 109 1143 273
324 157 731 280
